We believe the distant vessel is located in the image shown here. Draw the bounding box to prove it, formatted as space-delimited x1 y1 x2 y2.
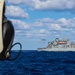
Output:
38 38 75 51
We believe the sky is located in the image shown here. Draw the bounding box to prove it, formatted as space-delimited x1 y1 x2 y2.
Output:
5 0 75 50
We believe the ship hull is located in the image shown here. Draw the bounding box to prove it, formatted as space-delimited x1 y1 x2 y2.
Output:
38 48 75 51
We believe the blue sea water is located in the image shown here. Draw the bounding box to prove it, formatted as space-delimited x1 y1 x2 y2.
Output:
0 50 75 75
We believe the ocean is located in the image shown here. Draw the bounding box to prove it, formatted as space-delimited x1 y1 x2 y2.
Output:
0 50 75 75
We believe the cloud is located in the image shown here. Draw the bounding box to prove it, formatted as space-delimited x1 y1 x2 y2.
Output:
11 19 32 37
25 29 50 37
11 17 75 38
11 19 31 30
33 18 74 31
71 30 75 35
7 0 26 5
6 5 29 19
7 0 75 12
11 19 50 37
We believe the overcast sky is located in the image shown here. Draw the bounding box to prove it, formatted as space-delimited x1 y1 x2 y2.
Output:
6 0 75 50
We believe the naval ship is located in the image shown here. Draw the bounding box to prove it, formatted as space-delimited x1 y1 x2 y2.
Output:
38 38 75 51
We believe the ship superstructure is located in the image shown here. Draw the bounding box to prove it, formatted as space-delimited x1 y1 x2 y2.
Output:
38 38 75 51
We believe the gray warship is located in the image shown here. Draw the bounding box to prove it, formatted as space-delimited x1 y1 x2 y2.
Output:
38 38 75 51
